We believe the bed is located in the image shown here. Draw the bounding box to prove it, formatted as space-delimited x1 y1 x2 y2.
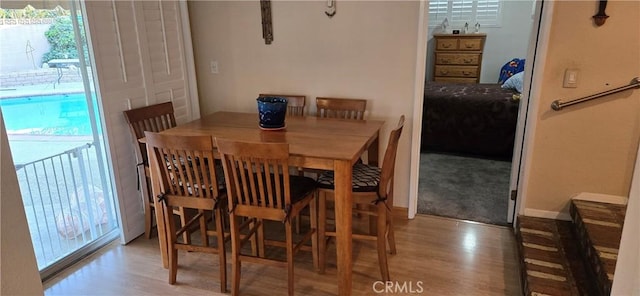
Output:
420 82 520 159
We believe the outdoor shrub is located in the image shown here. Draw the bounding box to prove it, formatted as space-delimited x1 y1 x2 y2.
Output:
0 5 69 19
42 16 87 64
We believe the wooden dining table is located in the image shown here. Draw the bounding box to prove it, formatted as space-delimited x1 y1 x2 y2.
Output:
149 111 385 295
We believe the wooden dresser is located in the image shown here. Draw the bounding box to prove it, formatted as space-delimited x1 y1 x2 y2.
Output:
432 33 486 83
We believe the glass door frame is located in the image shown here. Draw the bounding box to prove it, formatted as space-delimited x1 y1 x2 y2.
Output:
37 0 121 281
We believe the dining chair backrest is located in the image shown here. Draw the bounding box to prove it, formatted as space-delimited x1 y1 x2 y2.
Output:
216 139 292 212
316 97 367 120
259 94 306 117
145 132 223 201
123 102 177 164
379 115 405 201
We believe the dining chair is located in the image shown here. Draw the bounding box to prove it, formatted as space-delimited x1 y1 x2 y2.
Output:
259 94 306 117
259 94 309 233
215 138 318 296
315 97 368 218
124 102 186 239
315 97 367 120
145 132 228 292
316 115 405 281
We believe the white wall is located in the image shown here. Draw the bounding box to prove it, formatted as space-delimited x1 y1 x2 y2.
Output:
0 24 51 72
0 111 43 296
189 1 419 208
425 0 535 83
523 1 640 213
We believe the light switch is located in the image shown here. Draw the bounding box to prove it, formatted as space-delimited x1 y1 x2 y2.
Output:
210 60 219 74
563 69 578 88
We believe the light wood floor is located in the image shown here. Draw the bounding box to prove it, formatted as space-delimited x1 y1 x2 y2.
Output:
43 214 521 295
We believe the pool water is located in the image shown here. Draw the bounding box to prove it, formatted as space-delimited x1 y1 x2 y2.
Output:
0 93 97 135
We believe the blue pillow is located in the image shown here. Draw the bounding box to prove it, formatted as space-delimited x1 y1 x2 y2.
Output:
498 58 525 84
501 71 524 93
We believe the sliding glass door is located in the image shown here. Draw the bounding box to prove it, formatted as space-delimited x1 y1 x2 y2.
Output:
0 1 119 279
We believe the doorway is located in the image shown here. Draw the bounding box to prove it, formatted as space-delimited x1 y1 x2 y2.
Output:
410 0 540 225
0 2 119 279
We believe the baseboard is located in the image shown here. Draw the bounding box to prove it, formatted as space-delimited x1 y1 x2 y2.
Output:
393 206 408 219
523 208 571 221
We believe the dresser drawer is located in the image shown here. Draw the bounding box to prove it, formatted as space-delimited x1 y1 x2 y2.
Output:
458 38 484 51
434 65 479 78
435 53 481 65
434 77 478 83
435 38 458 51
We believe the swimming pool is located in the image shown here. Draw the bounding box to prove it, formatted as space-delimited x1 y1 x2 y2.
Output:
0 93 97 136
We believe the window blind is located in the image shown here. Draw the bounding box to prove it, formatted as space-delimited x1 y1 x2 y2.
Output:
428 0 502 28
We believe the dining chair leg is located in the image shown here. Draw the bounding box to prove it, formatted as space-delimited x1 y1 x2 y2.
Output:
294 169 304 235
256 219 267 257
317 191 327 274
369 204 378 235
310 194 319 270
377 203 390 281
199 210 209 247
356 203 366 219
294 216 301 234
168 246 178 284
144 201 153 239
386 207 397 255
178 207 191 244
285 220 295 296
165 214 179 284
249 219 258 257
143 174 153 239
215 208 227 293
154 196 169 269
230 214 242 296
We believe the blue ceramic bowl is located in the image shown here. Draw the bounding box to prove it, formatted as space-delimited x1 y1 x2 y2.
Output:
257 97 288 129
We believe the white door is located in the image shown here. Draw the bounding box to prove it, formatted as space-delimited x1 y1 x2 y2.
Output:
83 0 199 243
506 0 547 223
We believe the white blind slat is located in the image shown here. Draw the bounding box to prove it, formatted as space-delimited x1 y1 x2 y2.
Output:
429 0 502 28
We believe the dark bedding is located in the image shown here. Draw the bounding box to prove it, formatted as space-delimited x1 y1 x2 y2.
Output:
421 82 520 159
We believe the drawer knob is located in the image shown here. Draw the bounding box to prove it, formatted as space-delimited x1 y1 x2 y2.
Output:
463 58 473 63
462 71 472 76
442 44 452 48
440 70 449 75
464 43 474 48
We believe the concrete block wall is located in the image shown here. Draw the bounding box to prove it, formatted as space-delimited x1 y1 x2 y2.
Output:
0 68 88 88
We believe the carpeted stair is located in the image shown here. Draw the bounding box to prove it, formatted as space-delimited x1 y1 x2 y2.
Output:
515 198 626 295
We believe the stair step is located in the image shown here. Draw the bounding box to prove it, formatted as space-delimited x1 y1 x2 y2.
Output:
516 216 596 295
570 199 626 295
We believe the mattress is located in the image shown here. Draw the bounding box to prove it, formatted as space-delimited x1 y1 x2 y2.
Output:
421 82 520 159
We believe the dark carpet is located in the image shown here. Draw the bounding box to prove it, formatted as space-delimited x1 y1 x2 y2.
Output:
417 152 511 225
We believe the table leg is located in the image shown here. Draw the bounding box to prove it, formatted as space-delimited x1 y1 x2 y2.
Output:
334 160 353 295
368 132 380 166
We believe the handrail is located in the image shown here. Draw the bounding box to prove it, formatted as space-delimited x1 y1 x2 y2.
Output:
551 77 640 111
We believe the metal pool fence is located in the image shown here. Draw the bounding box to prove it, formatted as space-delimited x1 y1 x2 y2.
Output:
15 142 117 270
